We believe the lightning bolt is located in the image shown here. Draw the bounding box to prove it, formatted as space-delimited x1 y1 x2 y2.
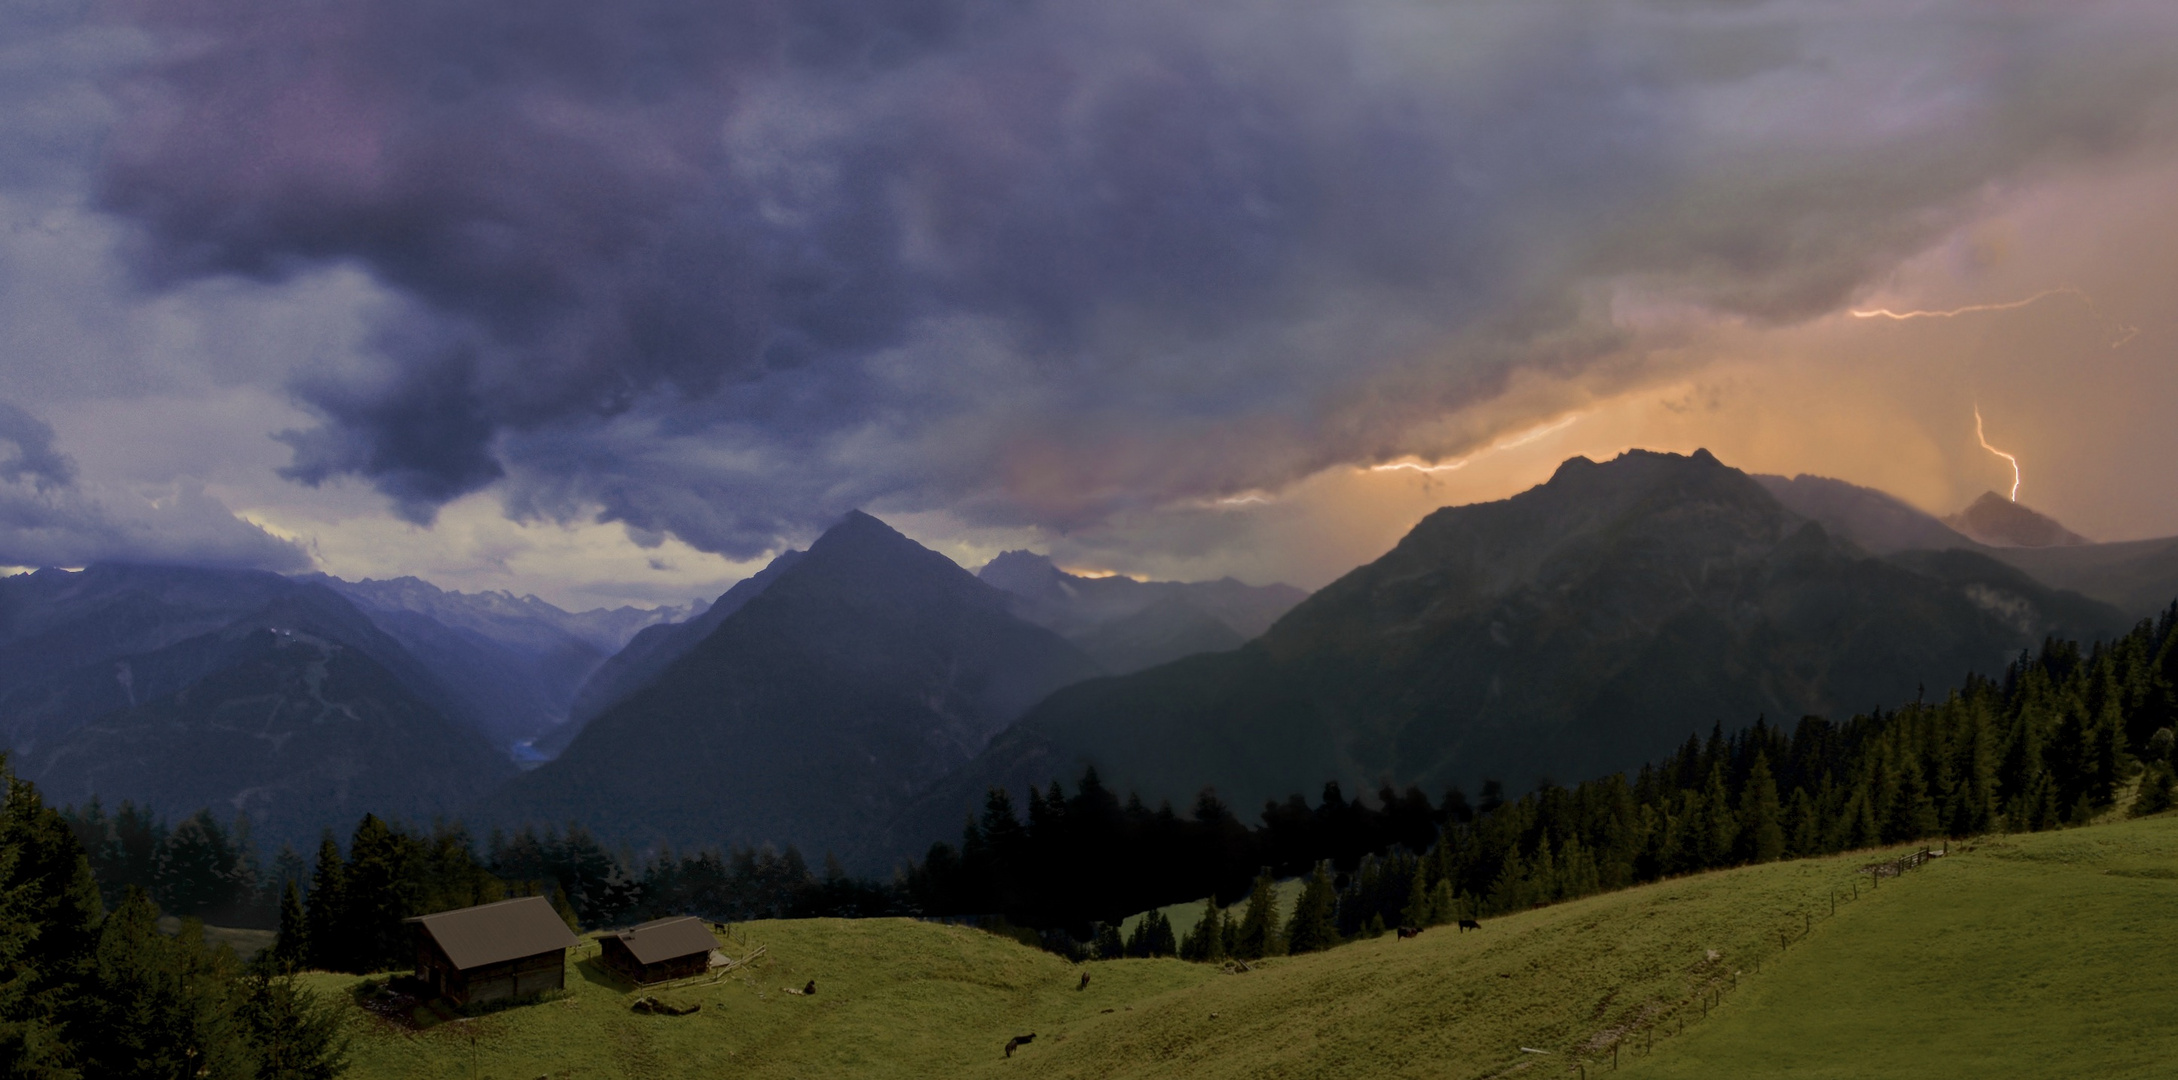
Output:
1370 413 1585 474
1974 405 2021 502
1852 286 2138 348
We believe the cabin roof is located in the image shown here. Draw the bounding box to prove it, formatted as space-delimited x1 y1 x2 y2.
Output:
407 896 579 971
611 916 718 966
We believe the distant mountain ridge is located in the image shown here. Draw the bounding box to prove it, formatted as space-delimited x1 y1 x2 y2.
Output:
892 450 2127 860
0 565 512 847
303 574 700 754
977 551 1307 673
1944 492 2090 548
490 512 1105 867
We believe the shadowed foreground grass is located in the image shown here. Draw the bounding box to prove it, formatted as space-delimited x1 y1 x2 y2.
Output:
315 815 2178 1079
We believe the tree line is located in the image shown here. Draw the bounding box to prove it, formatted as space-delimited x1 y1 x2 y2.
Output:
32 607 2178 982
0 759 345 1080
907 607 2178 958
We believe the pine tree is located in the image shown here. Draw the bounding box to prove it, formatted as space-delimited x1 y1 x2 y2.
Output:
0 759 102 1080
1232 869 1283 959
1427 881 1458 926
304 832 348 973
1739 753 1785 863
343 815 418 974
237 953 348 1080
1181 900 1227 962
272 880 309 974
1399 868 1430 928
1487 846 1529 913
1283 862 1340 955
1091 922 1124 960
80 889 257 1080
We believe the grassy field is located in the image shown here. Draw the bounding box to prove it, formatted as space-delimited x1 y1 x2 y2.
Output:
314 816 2178 1080
1627 814 2178 1080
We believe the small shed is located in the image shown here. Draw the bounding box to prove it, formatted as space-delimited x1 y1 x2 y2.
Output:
408 896 579 1006
599 916 719 984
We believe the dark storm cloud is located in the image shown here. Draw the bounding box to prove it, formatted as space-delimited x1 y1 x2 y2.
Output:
0 400 311 570
94 0 2178 555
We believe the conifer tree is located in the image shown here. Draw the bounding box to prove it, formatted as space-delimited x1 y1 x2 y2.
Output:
237 952 348 1080
304 833 348 973
1427 881 1457 926
1232 869 1283 959
80 890 256 1080
1181 899 1227 962
1487 846 1529 913
1283 862 1340 955
271 880 309 974
1399 868 1430 928
1739 753 1785 863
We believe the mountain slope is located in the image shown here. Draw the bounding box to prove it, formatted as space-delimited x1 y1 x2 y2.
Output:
541 550 805 758
492 513 1104 866
1980 536 2178 621
1752 473 1972 554
306 575 698 754
1943 491 2089 547
907 451 2125 854
0 566 512 846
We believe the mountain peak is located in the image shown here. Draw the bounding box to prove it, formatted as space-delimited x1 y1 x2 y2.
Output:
1942 492 2087 548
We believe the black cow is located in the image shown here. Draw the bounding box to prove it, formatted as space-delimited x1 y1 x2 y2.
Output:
1457 918 1483 932
1396 925 1423 940
1078 972 1091 991
1005 1034 1037 1058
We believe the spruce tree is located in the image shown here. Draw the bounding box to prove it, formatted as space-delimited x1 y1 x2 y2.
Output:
1739 753 1785 863
237 953 348 1080
80 890 256 1080
1232 869 1283 959
271 880 309 974
1181 900 1227 962
304 833 348 973
1283 862 1340 955
0 760 102 1080
1399 869 1430 928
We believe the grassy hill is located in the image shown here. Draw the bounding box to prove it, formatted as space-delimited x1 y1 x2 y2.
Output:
313 815 2178 1079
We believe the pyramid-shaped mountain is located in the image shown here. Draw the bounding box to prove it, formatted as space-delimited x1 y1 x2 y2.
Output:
490 512 1104 864
1943 491 2088 548
898 450 2125 856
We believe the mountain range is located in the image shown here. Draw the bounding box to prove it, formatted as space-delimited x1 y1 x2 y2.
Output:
890 450 2131 859
8 448 2178 869
490 512 1105 861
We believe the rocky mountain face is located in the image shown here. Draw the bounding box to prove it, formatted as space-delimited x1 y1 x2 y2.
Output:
976 551 1307 674
0 566 512 847
1943 492 2089 548
490 512 1104 867
895 450 2127 859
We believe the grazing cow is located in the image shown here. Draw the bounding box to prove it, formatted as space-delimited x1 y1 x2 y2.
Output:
1396 925 1423 940
1457 918 1483 932
1078 972 1091 991
803 980 816 996
1005 1034 1037 1058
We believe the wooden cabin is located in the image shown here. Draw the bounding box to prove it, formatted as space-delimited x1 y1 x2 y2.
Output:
408 896 580 1006
599 916 719 984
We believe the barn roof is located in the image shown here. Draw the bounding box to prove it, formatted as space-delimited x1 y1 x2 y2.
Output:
612 916 718 966
408 896 579 971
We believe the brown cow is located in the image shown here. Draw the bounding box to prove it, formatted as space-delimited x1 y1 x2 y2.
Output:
1457 918 1483 932
1396 925 1423 939
1005 1034 1037 1058
1078 972 1091 991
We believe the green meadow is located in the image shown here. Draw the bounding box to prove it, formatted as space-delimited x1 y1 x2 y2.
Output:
316 814 2178 1080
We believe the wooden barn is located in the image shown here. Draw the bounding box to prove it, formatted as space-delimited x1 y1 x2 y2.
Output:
599 916 719 984
408 896 580 1006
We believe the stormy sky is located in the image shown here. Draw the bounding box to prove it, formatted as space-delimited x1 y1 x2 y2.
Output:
2 0 2175 608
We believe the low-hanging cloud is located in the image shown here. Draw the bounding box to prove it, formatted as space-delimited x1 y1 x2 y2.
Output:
95 0 2178 557
0 400 311 571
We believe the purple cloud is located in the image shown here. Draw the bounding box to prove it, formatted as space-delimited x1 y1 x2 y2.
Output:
92 0 2178 555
